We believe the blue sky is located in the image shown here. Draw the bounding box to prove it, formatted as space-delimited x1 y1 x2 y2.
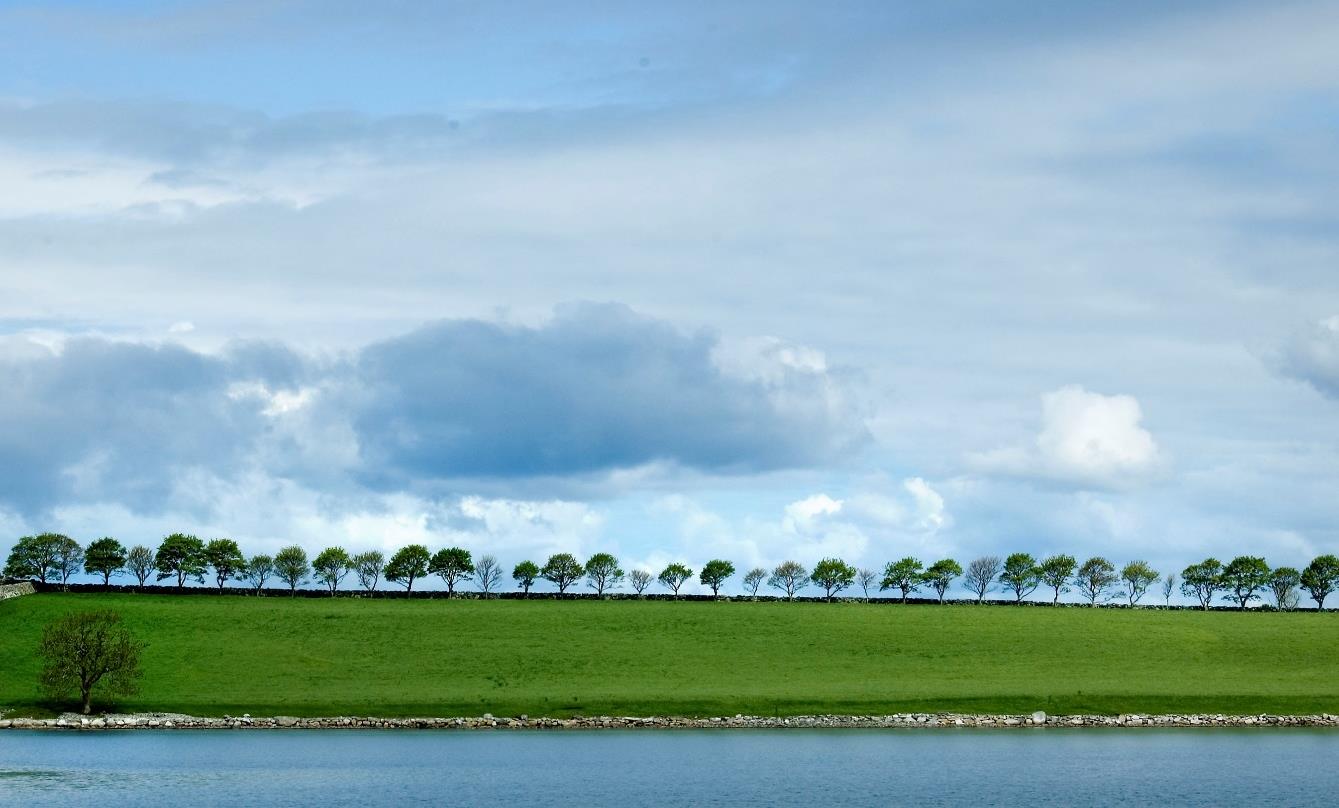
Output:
2 1 1339 597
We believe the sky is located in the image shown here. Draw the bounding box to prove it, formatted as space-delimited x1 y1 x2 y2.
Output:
2 1 1339 598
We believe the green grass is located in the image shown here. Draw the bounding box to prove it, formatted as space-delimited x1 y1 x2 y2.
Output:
3 593 1338 718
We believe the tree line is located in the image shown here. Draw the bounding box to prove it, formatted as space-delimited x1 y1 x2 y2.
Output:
5 533 1339 609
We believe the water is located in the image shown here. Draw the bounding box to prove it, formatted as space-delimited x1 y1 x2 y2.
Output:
0 728 1334 806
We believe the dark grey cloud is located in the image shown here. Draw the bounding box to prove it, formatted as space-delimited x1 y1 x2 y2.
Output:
0 306 867 516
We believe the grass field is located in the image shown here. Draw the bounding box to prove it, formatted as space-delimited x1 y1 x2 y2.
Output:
3 593 1338 718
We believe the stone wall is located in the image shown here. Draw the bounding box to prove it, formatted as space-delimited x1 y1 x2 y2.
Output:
0 582 35 601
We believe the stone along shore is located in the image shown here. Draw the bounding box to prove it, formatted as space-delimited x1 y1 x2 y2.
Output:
5 711 1339 730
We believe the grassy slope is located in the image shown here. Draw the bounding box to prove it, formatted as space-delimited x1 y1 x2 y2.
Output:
2 593 1337 717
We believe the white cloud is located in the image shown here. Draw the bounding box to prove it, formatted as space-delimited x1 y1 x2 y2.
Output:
970 385 1163 488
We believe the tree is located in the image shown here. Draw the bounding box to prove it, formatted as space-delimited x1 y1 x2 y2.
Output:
385 545 431 593
39 610 143 715
1039 554 1076 604
244 554 274 594
541 553 584 594
204 538 246 591
585 553 625 596
1120 560 1159 606
999 553 1041 603
768 561 809 600
274 545 310 595
352 551 385 593
84 538 127 586
699 559 735 598
1268 566 1301 611
856 568 878 600
1221 556 1270 609
313 547 352 595
1074 557 1118 606
474 554 502 597
922 559 962 603
742 567 766 598
3 534 63 583
658 563 693 598
1180 558 1224 610
629 569 653 596
964 556 1002 603
812 558 856 601
879 557 923 603
1161 573 1177 607
126 546 155 590
50 535 84 590
512 560 540 596
155 533 206 589
1300 554 1339 610
430 547 474 596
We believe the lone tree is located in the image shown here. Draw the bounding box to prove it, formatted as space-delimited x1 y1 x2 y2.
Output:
1301 554 1339 609
699 559 736 598
922 559 962 603
963 556 1003 603
204 538 247 591
1074 557 1118 606
244 554 274 594
999 553 1041 603
880 557 923 603
541 553 584 594
84 538 128 586
385 545 431 593
313 547 352 595
274 545 310 595
768 561 809 600
1161 573 1177 607
154 533 206 589
512 560 540 596
39 610 143 715
1120 560 1159 606
352 551 385 593
812 558 856 601
430 547 474 596
856 568 878 600
126 546 155 590
629 569 653 596
474 555 502 597
585 553 625 596
1269 566 1301 611
1221 556 1270 609
742 567 766 598
1180 558 1224 610
658 563 693 598
3 533 64 583
1039 554 1077 604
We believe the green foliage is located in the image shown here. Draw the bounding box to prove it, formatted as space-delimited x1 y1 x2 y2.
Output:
585 553 625 595
921 559 962 602
52 536 85 589
1039 554 1077 604
274 546 310 595
658 563 693 597
38 609 143 715
429 547 474 596
244 554 274 593
352 551 385 593
1075 557 1118 605
1120 560 1160 605
541 553 584 594
1181 558 1224 610
811 558 856 601
1221 556 1271 608
154 534 207 588
313 547 352 595
1269 567 1301 611
126 546 155 588
385 545 431 592
4 534 62 583
879 557 923 603
83 537 128 586
699 559 736 597
511 560 540 595
768 561 809 600
1301 555 1339 610
999 553 1041 602
204 539 247 591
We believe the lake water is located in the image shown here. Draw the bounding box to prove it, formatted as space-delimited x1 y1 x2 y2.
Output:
0 728 1335 806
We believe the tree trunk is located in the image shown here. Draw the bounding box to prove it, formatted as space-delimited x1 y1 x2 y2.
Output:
81 685 92 715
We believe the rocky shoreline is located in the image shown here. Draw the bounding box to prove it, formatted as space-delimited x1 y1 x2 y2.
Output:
4 711 1339 730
